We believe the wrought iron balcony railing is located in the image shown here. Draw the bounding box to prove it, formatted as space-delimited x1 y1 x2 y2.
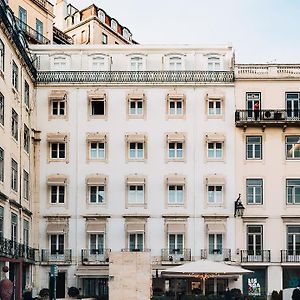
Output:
36 70 234 84
281 250 300 263
53 26 73 45
40 249 72 264
241 250 271 263
121 248 151 252
0 237 36 262
235 110 300 127
161 248 191 263
15 17 50 44
200 248 231 261
81 249 110 264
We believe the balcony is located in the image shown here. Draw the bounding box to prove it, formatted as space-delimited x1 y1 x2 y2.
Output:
0 237 36 263
36 70 234 84
241 250 271 263
161 248 191 264
200 248 231 262
40 249 72 265
121 248 151 252
235 110 300 128
15 18 50 44
53 26 73 45
281 250 300 263
81 249 110 265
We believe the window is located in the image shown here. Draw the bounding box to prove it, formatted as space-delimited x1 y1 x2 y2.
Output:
50 234 64 255
89 186 105 204
0 38 4 72
246 92 261 118
169 57 182 71
286 136 300 159
80 30 86 43
91 99 105 116
98 10 105 22
287 226 300 255
102 33 107 44
246 136 262 160
19 6 27 29
11 109 18 141
123 28 131 40
129 98 143 116
0 148 3 182
207 186 223 204
287 179 300 204
168 142 183 159
50 142 66 159
168 98 183 116
208 234 223 254
36 19 43 42
11 213 18 242
286 93 300 119
12 61 19 90
207 142 223 159
247 225 262 255
111 19 117 31
0 207 3 238
24 124 30 153
208 57 221 71
50 186 65 204
24 81 29 108
23 220 29 245
208 99 222 116
0 93 3 125
23 170 29 200
128 185 144 204
168 185 184 204
169 234 183 254
90 142 105 160
52 99 66 116
246 179 263 204
92 56 105 71
129 142 144 159
130 57 143 71
53 56 67 70
90 234 104 253
129 233 143 251
11 159 18 192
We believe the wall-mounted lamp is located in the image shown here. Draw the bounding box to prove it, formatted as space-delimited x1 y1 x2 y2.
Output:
234 193 245 217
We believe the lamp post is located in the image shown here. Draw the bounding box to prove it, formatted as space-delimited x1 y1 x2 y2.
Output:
234 194 245 217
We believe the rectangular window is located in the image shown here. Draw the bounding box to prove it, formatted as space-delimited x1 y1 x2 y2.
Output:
168 185 184 204
24 124 30 153
52 100 66 116
0 38 4 72
246 92 261 118
169 57 182 71
102 33 107 44
50 142 66 159
207 186 223 204
208 234 223 254
130 57 143 71
0 147 3 182
128 185 144 204
0 206 3 238
11 213 18 242
169 99 183 115
89 186 105 204
90 234 104 253
50 186 65 204
11 159 18 192
11 109 18 140
208 57 220 71
12 61 19 90
169 234 183 254
286 93 300 119
286 136 300 159
24 80 29 108
287 179 300 204
50 234 64 255
53 57 66 70
89 142 105 160
23 170 29 200
207 142 223 159
19 6 27 29
129 142 144 159
168 142 183 159
129 233 144 251
0 92 3 125
91 99 105 116
23 220 29 245
246 179 263 204
246 136 262 160
129 99 143 115
208 100 222 116
287 226 300 255
247 225 262 255
92 57 105 71
36 19 43 42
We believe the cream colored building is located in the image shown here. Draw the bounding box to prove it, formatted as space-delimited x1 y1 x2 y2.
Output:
235 64 300 295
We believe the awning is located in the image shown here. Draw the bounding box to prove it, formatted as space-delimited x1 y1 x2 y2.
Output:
88 91 106 100
166 133 185 142
126 175 145 185
205 175 226 185
86 223 106 233
127 223 145 233
49 90 67 100
86 175 107 186
86 133 107 142
206 223 226 233
75 265 109 278
47 133 68 142
167 223 185 233
206 133 225 142
127 92 145 100
47 174 68 185
126 134 146 143
46 223 67 234
166 175 185 185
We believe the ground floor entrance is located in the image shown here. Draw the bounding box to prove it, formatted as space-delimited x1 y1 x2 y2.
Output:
82 278 108 299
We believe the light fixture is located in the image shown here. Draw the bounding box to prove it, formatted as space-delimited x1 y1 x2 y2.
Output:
234 193 245 217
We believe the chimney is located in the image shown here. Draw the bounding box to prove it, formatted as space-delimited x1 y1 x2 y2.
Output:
54 0 68 30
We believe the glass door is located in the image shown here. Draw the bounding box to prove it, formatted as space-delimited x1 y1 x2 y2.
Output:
247 226 262 261
286 93 299 119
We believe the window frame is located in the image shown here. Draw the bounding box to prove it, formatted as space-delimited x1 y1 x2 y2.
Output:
246 178 263 205
11 159 18 192
89 97 107 119
128 142 144 160
50 234 64 255
50 185 65 204
23 170 29 201
207 142 223 160
0 147 3 182
11 109 18 141
89 185 105 204
24 80 30 109
102 33 108 45
24 124 30 153
207 185 223 205
51 99 66 117
128 233 144 251
246 136 262 160
89 141 106 160
286 136 300 160
286 179 300 205
0 38 4 73
207 56 221 71
168 142 183 160
12 60 19 91
168 184 185 205
208 99 222 116
0 92 4 126
127 184 145 205
50 142 66 160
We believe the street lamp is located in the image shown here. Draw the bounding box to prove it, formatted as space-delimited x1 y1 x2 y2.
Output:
234 194 245 217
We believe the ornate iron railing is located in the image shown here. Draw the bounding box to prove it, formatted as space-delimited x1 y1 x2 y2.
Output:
121 248 151 252
235 109 300 126
81 248 110 264
241 250 271 263
15 17 50 44
161 248 191 262
0 0 37 78
41 249 72 264
0 237 36 262
281 250 300 263
200 248 231 261
36 70 234 84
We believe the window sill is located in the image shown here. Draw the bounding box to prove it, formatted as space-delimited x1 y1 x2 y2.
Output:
168 203 185 207
128 115 145 119
166 158 185 162
127 158 146 162
88 202 106 206
49 115 67 120
87 158 107 163
206 158 224 162
207 115 223 119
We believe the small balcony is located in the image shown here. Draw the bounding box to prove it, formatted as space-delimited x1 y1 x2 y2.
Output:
241 250 271 263
40 249 72 265
161 248 191 264
200 248 231 262
281 250 300 263
235 110 300 128
81 249 110 265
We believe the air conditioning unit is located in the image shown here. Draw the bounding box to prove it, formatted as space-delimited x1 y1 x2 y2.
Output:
263 111 274 119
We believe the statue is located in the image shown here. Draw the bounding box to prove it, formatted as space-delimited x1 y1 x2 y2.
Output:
0 266 13 300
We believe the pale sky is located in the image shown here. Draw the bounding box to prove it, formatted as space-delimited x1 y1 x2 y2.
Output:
63 0 300 63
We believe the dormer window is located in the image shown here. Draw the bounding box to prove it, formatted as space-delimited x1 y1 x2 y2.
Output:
98 10 105 23
208 57 221 71
73 12 80 25
123 28 131 41
111 19 117 31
